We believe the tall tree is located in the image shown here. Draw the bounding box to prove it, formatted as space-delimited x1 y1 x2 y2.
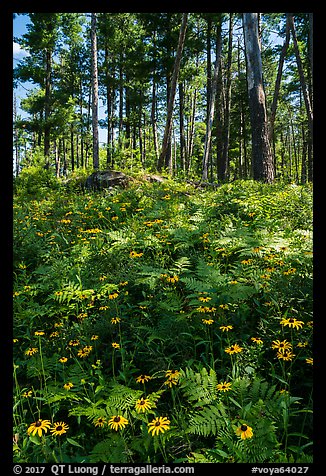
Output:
202 19 222 181
91 13 99 170
158 13 188 172
243 13 274 183
269 14 290 144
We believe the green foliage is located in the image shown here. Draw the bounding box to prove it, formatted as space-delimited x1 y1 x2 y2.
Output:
13 176 313 463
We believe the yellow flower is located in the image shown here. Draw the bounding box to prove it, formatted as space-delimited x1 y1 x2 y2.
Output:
202 318 214 325
109 292 119 300
148 416 170 436
91 334 99 340
94 417 106 427
220 325 233 332
34 331 45 336
111 317 121 324
251 337 263 344
27 419 51 437
271 340 292 353
63 382 74 390
59 357 68 363
306 357 313 365
50 421 69 436
216 382 232 392
77 346 92 358
277 350 295 361
235 424 253 440
112 342 120 349
68 339 80 347
198 296 212 302
129 250 143 258
22 390 33 398
136 374 152 384
25 347 38 356
280 317 304 330
108 415 128 431
135 397 152 413
225 344 243 355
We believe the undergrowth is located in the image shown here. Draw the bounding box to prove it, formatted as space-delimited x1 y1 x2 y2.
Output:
13 171 313 463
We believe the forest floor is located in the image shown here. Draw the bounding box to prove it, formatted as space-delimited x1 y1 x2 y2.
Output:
13 173 313 464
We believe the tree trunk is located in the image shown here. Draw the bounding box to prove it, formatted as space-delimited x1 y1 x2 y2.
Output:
269 14 290 145
243 13 274 183
44 48 52 165
91 13 99 170
179 81 186 172
202 20 222 181
219 13 234 181
288 14 313 137
158 13 188 172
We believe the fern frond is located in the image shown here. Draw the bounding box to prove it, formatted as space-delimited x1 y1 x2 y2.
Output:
188 403 227 436
179 367 218 407
89 435 129 463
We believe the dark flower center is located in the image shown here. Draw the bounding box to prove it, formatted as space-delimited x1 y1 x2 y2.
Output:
240 425 248 431
35 421 42 427
155 421 161 426
114 417 121 423
289 318 294 323
56 426 63 431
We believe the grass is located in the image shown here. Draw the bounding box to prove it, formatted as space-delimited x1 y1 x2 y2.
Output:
13 173 313 463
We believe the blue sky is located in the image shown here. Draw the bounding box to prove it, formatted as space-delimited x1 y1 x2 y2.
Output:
13 13 108 144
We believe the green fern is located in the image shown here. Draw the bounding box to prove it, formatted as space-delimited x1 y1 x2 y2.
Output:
89 434 130 463
179 366 218 407
188 403 228 437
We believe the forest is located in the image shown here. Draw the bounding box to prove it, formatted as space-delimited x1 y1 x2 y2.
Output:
13 13 313 465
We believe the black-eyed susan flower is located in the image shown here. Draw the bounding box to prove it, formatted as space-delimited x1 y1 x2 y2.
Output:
77 346 92 358
129 251 143 258
251 337 263 344
50 421 69 436
63 382 74 390
280 317 304 330
50 331 59 338
91 335 99 341
297 341 309 348
220 325 233 332
34 331 45 336
216 382 232 392
164 377 179 388
306 357 313 365
22 390 33 398
27 419 51 437
94 417 106 427
59 357 68 363
148 416 170 436
235 423 253 440
202 318 214 325
111 317 121 324
165 369 180 379
112 342 120 349
225 344 243 354
271 340 292 353
277 350 295 361
25 347 38 356
135 397 152 413
198 296 212 302
136 374 152 384
109 292 119 300
108 415 128 431
68 339 80 347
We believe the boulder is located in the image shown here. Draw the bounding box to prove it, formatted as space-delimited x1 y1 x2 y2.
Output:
85 170 132 190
